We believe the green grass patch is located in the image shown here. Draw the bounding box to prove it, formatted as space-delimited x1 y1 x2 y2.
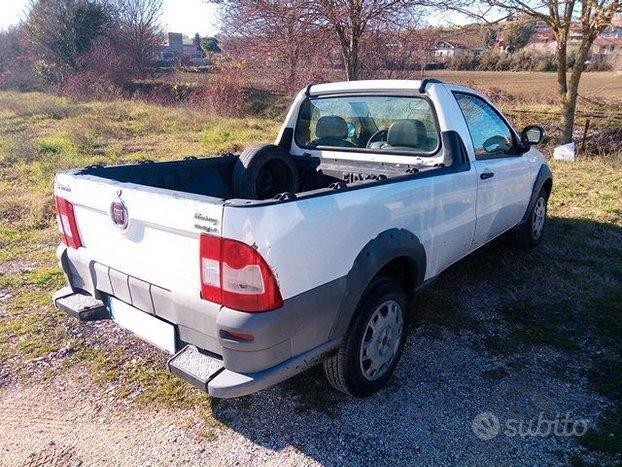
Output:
28 267 65 289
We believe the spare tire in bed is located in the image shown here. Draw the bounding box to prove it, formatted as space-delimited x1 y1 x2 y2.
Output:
233 144 299 200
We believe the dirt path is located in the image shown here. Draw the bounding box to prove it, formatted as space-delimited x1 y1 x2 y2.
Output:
0 377 213 466
0 373 317 466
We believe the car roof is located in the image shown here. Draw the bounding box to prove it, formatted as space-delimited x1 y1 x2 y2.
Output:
308 79 426 95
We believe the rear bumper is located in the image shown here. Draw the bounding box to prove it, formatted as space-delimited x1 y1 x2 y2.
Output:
207 340 339 397
168 340 339 398
55 244 344 396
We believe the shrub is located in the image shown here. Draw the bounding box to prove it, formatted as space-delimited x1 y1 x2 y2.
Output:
57 43 134 100
582 126 622 158
532 54 557 72
0 27 44 91
189 78 246 118
446 47 610 72
450 52 479 70
187 65 248 117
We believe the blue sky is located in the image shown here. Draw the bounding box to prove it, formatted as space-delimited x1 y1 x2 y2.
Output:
0 0 220 36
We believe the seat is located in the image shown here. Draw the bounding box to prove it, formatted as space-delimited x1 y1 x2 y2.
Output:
310 116 355 148
371 119 435 152
386 119 426 151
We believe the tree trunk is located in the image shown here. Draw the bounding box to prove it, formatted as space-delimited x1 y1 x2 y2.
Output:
554 33 572 143
346 35 360 80
561 94 576 144
562 38 592 143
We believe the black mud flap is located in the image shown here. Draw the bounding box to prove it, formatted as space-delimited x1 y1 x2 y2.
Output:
53 286 109 321
167 345 225 392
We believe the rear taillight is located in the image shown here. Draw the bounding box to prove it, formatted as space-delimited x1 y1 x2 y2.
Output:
200 234 283 312
55 196 82 249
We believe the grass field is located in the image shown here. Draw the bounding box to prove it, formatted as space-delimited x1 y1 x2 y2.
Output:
430 70 622 102
0 83 620 462
166 69 622 103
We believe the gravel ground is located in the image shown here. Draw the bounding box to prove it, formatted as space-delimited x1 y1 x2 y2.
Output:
0 305 612 465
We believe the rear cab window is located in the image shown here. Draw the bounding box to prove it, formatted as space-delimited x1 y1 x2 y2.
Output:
295 95 440 156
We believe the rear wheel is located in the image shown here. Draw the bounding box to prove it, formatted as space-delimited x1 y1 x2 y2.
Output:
323 278 407 397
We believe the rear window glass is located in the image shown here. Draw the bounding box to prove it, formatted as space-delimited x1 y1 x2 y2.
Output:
295 95 439 155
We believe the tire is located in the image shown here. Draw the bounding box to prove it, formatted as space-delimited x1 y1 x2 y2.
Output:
233 144 299 200
323 278 408 397
512 188 549 248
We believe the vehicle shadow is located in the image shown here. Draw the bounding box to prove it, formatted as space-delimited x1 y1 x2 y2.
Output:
210 216 621 464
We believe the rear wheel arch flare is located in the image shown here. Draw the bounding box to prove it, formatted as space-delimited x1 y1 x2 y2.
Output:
329 228 426 339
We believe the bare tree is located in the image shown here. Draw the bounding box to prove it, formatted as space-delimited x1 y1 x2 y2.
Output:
211 0 427 81
216 0 331 92
110 0 164 74
409 27 441 78
474 0 621 143
304 0 426 80
362 23 439 78
0 26 42 90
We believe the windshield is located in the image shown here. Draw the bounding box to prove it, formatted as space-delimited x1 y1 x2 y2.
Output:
295 95 439 155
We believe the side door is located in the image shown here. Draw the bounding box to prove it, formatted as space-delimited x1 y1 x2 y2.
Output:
453 92 533 249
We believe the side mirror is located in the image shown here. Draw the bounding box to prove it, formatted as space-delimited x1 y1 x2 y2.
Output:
521 125 545 146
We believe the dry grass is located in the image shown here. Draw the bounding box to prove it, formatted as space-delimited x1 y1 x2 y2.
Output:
429 70 622 103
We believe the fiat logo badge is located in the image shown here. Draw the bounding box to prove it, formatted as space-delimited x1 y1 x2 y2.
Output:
110 198 128 229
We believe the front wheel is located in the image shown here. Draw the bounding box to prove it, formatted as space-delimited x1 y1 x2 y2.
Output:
323 278 408 397
513 189 548 248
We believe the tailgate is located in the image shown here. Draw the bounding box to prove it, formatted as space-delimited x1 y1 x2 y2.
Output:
54 171 224 292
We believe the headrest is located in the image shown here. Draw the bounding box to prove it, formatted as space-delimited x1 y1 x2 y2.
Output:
316 116 348 139
387 119 427 148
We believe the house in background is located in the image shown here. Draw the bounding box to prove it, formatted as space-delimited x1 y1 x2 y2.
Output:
154 33 209 66
431 40 467 60
593 37 622 56
524 29 557 54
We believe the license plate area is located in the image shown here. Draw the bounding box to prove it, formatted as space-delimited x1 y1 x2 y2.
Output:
108 297 176 354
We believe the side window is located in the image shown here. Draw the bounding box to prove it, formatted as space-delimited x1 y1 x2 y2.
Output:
454 93 515 159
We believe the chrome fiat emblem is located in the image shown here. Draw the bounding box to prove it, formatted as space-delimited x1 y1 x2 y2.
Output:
110 198 128 229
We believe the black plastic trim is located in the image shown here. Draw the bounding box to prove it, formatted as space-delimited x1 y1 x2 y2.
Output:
419 78 443 93
329 228 427 339
440 130 470 171
522 164 553 222
54 293 109 321
277 127 294 150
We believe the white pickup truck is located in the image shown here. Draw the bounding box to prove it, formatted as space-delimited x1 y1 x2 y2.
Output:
53 79 552 398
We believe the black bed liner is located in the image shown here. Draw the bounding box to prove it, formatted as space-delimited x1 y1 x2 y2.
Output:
77 130 469 207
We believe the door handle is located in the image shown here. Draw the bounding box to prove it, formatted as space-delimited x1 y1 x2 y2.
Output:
480 171 494 180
